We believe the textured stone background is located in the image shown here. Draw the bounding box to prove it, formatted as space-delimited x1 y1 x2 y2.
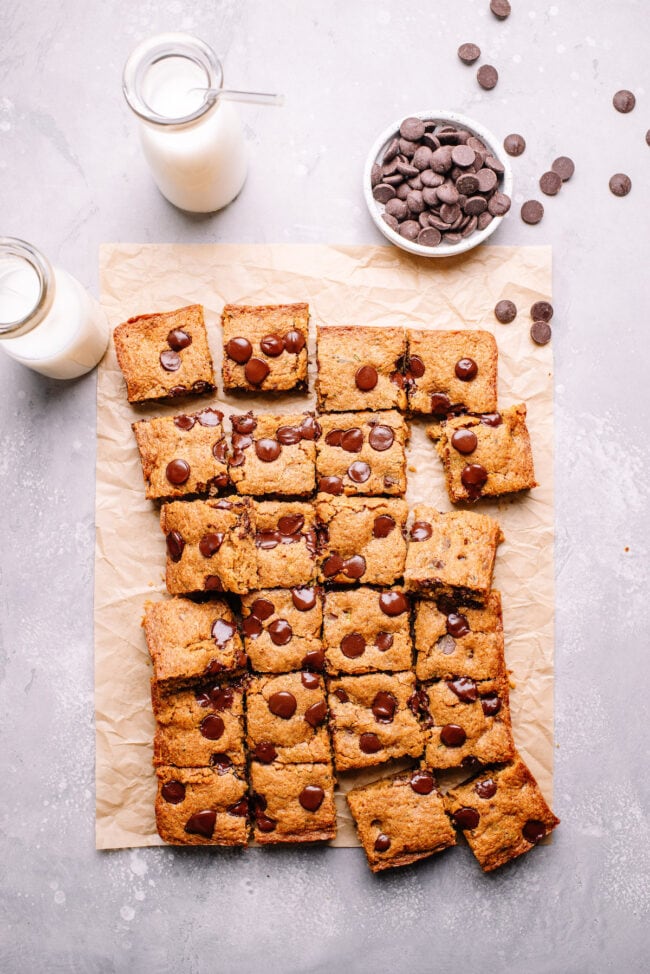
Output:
1 1 648 972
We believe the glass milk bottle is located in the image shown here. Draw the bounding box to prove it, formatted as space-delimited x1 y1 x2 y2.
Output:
122 33 248 213
0 238 110 379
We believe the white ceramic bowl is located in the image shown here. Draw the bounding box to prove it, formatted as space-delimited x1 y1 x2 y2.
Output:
363 110 513 258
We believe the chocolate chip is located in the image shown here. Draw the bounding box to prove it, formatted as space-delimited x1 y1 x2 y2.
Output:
268 691 297 719
283 330 306 354
448 676 478 703
244 358 270 385
523 819 546 843
613 89 635 113
452 806 480 829
490 0 511 19
203 576 223 591
169 385 187 396
379 591 408 616
166 458 190 485
455 357 478 381
399 220 421 241
161 780 186 804
334 688 349 704
385 198 409 221
166 530 185 562
304 700 328 727
355 365 378 391
531 301 553 322
243 616 262 638
540 171 562 196
458 42 481 64
278 513 304 536
504 133 526 157
375 632 393 652
343 555 366 579
347 461 371 484
366 425 394 452
434 634 456 656
373 183 396 204
318 476 344 495
477 65 498 90
495 299 517 323
374 833 391 852
488 193 511 216
276 425 302 445
341 633 366 658
341 428 364 453
408 770 434 795
400 117 425 141
451 429 478 455
551 156 574 182
410 521 432 541
160 349 181 371
481 412 502 427
521 200 544 224
260 334 284 356
431 392 452 415
299 672 319 690
200 714 225 740
299 785 325 812
408 355 425 378
530 320 552 345
184 809 216 838
166 329 191 353
269 619 293 646
173 414 195 431
228 798 249 817
226 337 252 364
322 555 344 577
446 612 471 637
325 429 343 447
292 587 316 611
254 742 277 763
609 173 632 197
440 723 466 747
418 227 443 247
461 463 488 491
211 618 236 646
255 438 281 462
475 777 497 799
383 138 400 164
359 732 382 754
372 691 397 723
199 532 224 557
480 692 501 716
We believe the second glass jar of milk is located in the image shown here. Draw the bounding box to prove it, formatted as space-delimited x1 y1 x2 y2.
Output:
123 33 248 214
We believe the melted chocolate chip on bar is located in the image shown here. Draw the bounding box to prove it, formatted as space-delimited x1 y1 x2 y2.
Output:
341 633 366 658
374 833 391 852
446 612 470 638
299 785 325 812
268 691 297 719
244 358 270 385
161 780 186 804
199 714 225 740
174 414 195 431
368 425 394 451
475 778 497 799
359 732 382 754
260 334 284 356
301 671 320 689
455 357 478 381
268 619 293 646
184 809 216 838
451 429 477 455
166 530 185 562
355 365 378 391
283 330 305 353
348 461 371 483
199 532 224 558
378 591 408 616
410 771 435 795
448 677 478 703
440 723 467 747
373 515 396 538
452 806 480 830
523 819 546 843
253 742 277 764
211 618 236 647
160 349 181 371
166 458 190 485
375 632 393 652
410 521 432 541
480 692 501 717
292 587 317 611
226 337 253 364
304 700 328 727
255 438 282 462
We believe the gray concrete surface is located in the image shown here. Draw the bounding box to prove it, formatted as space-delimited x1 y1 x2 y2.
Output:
1 1 649 972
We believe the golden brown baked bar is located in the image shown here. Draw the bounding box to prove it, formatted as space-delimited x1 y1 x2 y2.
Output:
316 410 408 496
155 765 249 846
246 672 331 765
316 495 408 586
228 412 318 496
414 591 505 682
222 303 309 392
241 587 323 673
407 329 497 416
249 761 336 843
316 326 407 412
254 501 318 588
322 587 412 675
152 680 246 770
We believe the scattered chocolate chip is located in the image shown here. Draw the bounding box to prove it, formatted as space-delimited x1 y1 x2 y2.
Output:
304 700 328 727
318 476 344 495
431 392 453 415
200 714 225 740
540 170 562 196
410 770 435 795
359 731 382 754
199 532 224 558
451 429 478 455
254 742 277 764
374 833 391 852
495 299 517 323
243 616 262 638
355 365 378 391
298 673 319 692
440 723 467 747
379 591 409 616
283 330 306 354
530 320 552 345
477 64 498 90
452 806 481 829
255 438 282 462
341 633 366 658
166 458 190 485
299 785 325 812
292 587 316 611
375 632 393 652
159 349 181 371
455 357 478 381
244 358 271 385
372 691 397 723
550 156 574 183
343 555 366 579
161 780 186 804
531 300 553 322
373 515 396 539
167 328 192 352
458 42 481 65
490 0 511 18
609 173 632 197
521 200 544 224
226 337 252 364
461 463 488 491
475 777 497 799
166 530 185 562
410 521 432 541
325 429 343 447
184 809 216 838
268 619 293 646
347 461 371 483
523 819 546 843
260 334 284 357
504 133 526 157
448 676 478 703
480 692 501 716
268 691 297 719
613 89 635 113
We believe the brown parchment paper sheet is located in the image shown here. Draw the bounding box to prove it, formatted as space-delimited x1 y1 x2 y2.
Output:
95 243 553 850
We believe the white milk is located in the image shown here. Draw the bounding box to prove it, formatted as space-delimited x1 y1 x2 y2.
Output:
124 36 248 214
0 250 109 380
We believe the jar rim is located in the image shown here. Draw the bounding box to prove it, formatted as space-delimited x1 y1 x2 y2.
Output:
122 32 224 127
0 237 53 337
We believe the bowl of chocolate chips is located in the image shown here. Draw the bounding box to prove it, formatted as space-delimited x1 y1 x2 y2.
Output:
364 111 513 257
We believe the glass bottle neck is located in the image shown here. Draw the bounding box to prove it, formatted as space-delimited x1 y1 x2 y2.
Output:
0 238 55 339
